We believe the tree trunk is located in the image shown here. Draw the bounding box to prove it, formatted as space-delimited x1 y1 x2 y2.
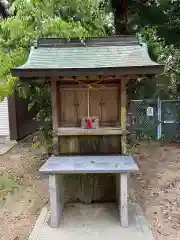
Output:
111 0 128 34
0 1 8 18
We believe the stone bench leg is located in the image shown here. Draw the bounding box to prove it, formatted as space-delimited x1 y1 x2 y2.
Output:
49 174 64 228
116 173 128 227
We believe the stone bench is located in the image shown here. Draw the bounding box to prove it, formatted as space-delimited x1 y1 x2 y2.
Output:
39 155 139 228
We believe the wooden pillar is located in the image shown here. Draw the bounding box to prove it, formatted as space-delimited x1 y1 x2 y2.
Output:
120 79 127 154
119 79 128 226
51 80 60 155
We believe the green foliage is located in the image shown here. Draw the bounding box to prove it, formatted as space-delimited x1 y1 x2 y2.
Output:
127 0 180 46
18 81 53 152
125 0 180 100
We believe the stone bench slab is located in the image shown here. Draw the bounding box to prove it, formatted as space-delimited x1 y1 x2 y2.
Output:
39 155 139 174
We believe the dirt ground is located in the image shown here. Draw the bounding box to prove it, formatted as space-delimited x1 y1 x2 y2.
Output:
0 138 48 240
0 139 180 239
132 141 180 240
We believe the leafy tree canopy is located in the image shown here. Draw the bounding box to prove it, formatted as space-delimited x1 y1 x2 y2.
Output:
0 0 111 97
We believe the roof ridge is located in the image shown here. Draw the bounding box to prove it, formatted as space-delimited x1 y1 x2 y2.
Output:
35 35 139 48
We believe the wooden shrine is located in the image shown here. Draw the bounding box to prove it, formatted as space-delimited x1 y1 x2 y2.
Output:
12 36 163 203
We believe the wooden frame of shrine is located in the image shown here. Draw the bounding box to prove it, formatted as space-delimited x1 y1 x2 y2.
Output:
12 35 163 203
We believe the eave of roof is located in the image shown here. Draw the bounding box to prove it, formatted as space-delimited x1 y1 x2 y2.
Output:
11 65 164 78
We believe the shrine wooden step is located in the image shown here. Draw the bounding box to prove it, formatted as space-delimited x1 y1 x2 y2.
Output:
57 127 128 136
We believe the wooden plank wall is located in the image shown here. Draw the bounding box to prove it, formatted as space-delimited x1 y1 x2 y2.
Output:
8 91 39 140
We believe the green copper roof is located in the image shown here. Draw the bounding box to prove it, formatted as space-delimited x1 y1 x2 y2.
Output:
12 36 164 77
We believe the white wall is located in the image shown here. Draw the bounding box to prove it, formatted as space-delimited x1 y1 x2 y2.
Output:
0 97 10 138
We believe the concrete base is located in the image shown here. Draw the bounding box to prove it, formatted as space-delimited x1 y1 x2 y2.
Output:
29 203 154 240
0 141 17 155
0 135 10 144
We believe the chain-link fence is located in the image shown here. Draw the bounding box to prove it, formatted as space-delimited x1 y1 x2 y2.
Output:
128 99 180 141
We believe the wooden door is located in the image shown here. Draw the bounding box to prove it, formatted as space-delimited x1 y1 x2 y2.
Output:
60 89 77 126
76 88 88 124
59 85 119 127
101 87 119 126
89 88 102 120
